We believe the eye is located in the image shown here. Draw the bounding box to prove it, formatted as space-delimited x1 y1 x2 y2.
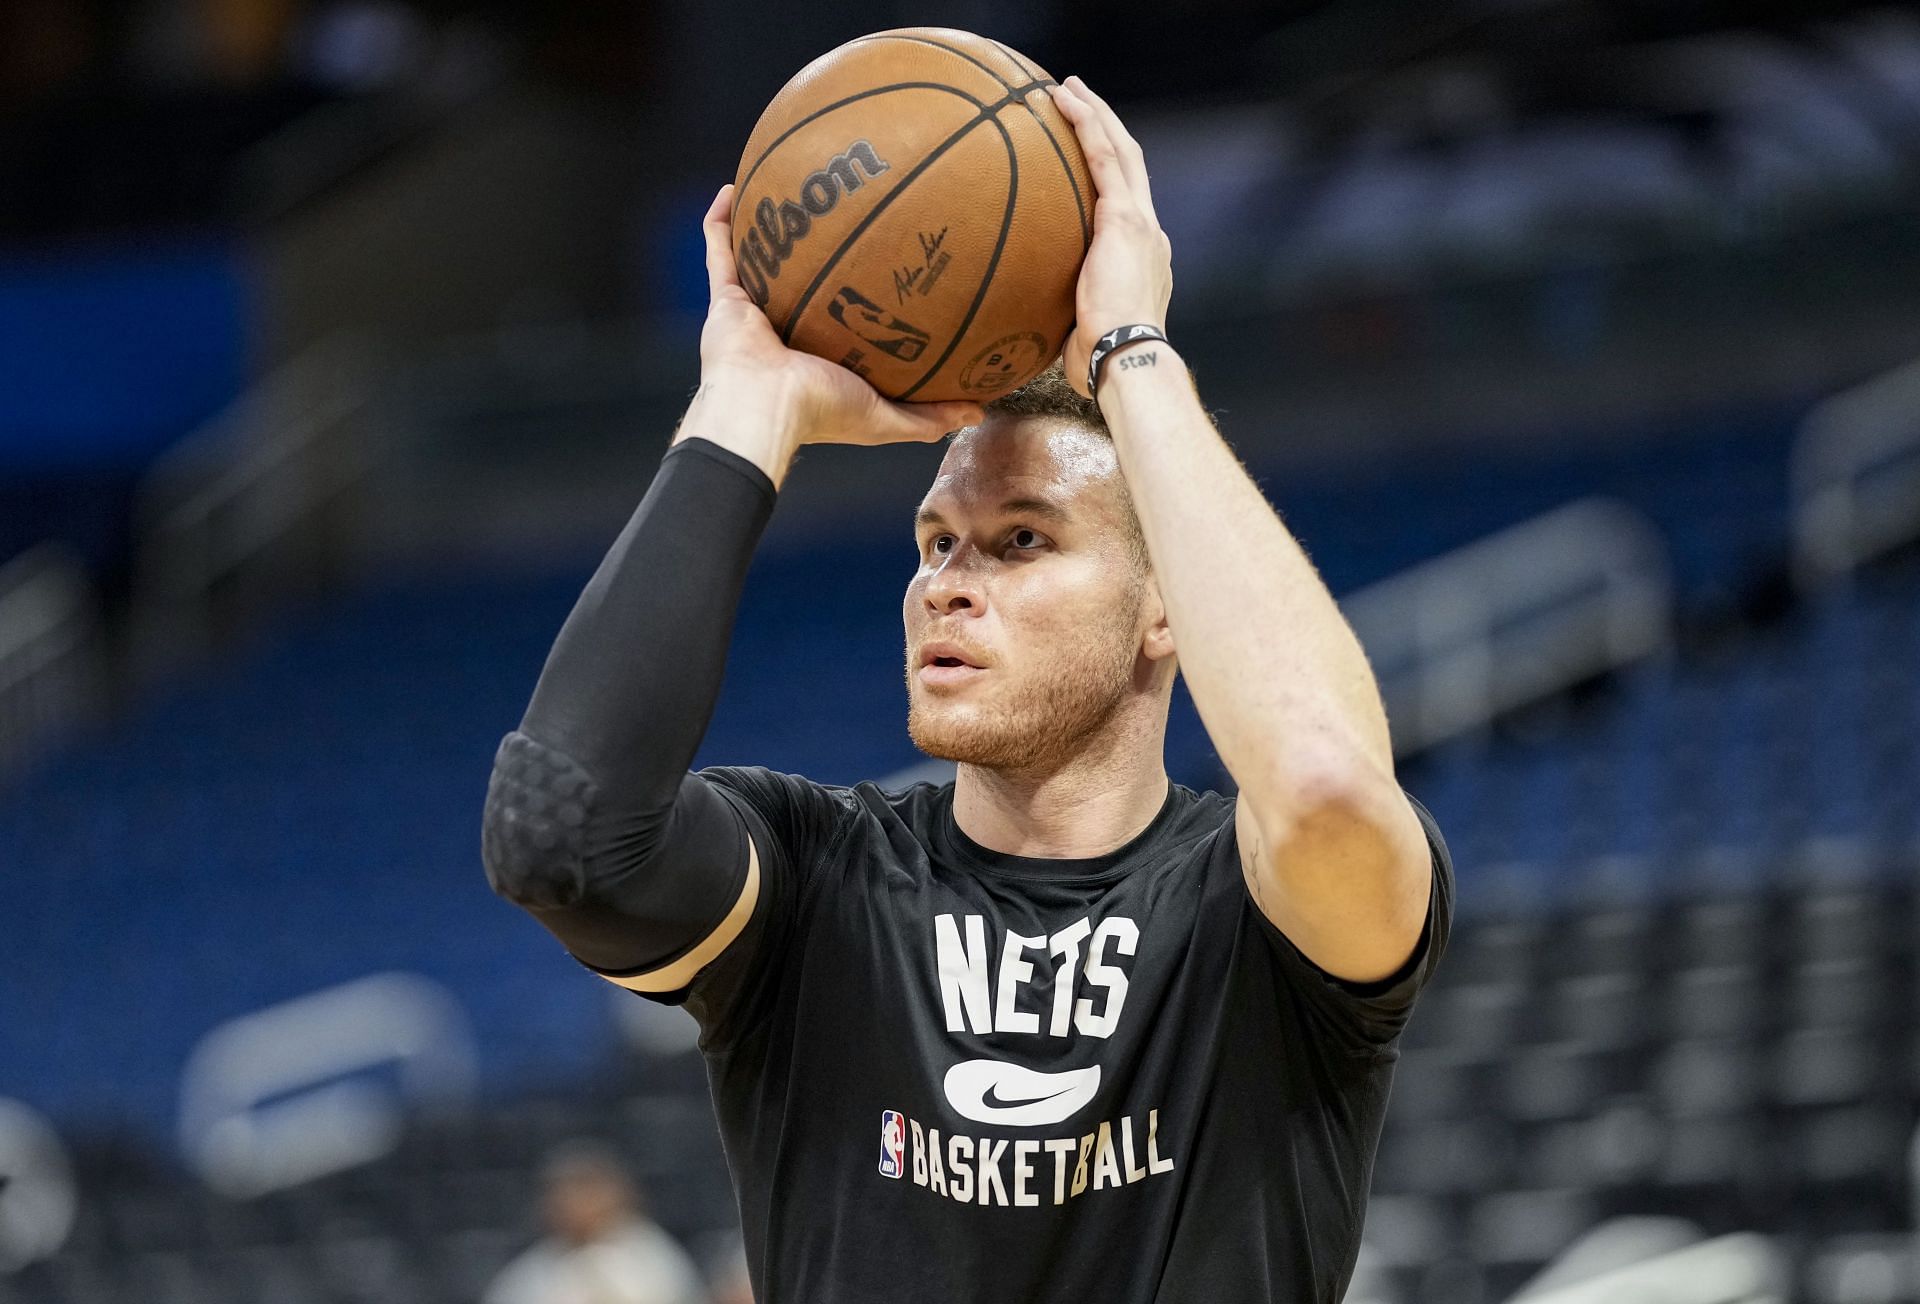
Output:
1009 528 1045 550
931 535 955 555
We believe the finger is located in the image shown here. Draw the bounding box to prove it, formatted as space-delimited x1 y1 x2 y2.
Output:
1048 81 1130 205
1062 76 1158 228
703 184 743 300
1047 81 1135 211
1063 78 1150 197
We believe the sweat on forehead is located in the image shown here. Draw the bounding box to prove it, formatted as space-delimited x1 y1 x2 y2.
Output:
922 415 1151 572
931 416 1121 504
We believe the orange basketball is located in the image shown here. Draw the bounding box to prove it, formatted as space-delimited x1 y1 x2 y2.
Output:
731 28 1092 403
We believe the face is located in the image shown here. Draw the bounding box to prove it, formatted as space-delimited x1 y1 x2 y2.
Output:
543 1170 627 1246
904 416 1167 773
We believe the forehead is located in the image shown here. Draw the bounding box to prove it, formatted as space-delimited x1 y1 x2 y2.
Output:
918 417 1121 522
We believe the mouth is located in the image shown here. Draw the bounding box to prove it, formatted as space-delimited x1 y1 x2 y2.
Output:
919 641 985 669
917 641 989 689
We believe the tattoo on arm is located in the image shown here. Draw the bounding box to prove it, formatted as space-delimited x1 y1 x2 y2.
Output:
1117 348 1160 372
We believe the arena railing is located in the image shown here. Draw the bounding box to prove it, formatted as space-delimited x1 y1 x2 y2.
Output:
131 336 380 678
177 973 476 1197
1792 355 1920 591
1341 497 1673 756
0 544 105 782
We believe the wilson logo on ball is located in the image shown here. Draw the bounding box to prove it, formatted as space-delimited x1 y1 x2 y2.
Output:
737 140 891 306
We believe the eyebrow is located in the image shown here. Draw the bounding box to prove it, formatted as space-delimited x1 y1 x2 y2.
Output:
915 497 1075 531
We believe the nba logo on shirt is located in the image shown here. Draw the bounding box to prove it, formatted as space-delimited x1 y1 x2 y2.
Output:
879 1111 906 1179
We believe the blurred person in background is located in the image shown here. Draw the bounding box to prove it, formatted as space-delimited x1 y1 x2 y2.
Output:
484 1140 707 1304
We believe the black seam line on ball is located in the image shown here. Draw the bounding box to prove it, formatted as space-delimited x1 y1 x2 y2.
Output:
884 29 1089 259
777 80 1050 350
985 38 1044 84
1017 101 1089 251
982 40 1090 251
863 32 1022 93
737 82 986 199
896 112 1019 400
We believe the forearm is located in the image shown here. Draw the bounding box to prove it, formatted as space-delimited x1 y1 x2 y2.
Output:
520 432 776 785
518 379 797 781
1099 350 1394 806
483 429 776 970
484 171 977 978
1041 76 1430 980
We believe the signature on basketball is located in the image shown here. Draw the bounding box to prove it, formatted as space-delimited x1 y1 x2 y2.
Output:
893 228 952 304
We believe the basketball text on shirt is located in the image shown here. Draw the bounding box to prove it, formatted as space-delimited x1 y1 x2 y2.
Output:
878 1108 1177 1208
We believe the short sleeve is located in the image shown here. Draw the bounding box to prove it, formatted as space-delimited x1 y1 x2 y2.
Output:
658 765 858 1047
1244 790 1454 1049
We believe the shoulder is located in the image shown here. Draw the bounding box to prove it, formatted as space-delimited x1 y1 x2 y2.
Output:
849 777 951 877
1160 784 1246 907
696 764 865 842
1140 781 1239 877
694 766 944 886
1166 781 1236 840
697 764 943 831
855 775 950 825
700 763 859 809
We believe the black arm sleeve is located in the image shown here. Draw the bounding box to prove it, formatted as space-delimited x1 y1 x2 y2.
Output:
480 436 776 974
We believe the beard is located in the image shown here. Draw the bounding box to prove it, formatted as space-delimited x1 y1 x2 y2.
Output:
906 605 1144 774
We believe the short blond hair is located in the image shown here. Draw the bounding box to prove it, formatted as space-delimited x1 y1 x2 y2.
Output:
985 359 1106 430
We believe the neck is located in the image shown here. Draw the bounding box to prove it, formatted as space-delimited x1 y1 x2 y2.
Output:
951 708 1170 859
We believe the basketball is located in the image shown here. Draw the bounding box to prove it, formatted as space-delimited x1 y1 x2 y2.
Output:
730 28 1093 403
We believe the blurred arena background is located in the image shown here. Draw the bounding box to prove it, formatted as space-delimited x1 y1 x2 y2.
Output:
2 0 1919 1300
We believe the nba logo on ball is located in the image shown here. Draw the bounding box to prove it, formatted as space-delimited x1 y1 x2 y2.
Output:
879 1111 906 1179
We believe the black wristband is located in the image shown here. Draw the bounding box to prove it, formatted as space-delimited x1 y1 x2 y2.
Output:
1087 324 1169 406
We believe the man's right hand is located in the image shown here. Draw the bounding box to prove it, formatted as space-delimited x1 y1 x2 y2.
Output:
676 184 985 488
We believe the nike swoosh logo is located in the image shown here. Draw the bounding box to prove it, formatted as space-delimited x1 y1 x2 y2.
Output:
984 1080 1075 1109
943 1059 1101 1127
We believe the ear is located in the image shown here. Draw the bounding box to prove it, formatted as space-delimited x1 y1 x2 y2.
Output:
1141 575 1176 663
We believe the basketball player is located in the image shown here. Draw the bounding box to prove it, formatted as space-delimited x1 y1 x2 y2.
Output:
483 77 1452 1302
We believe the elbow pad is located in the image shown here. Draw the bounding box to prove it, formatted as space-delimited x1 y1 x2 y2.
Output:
482 731 601 908
482 730 751 973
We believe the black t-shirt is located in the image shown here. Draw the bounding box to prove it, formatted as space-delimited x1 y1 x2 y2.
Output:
652 768 1454 1304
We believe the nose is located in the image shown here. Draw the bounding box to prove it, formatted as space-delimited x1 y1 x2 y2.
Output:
924 546 984 616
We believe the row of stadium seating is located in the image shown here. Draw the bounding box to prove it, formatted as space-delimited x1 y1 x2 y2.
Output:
1403 562 1920 874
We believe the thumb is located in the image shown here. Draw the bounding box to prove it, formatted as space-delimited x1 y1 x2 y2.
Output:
930 400 988 432
874 397 986 443
1062 337 1094 399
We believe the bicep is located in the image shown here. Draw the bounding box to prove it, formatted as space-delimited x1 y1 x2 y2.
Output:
1234 783 1433 984
593 831 764 994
